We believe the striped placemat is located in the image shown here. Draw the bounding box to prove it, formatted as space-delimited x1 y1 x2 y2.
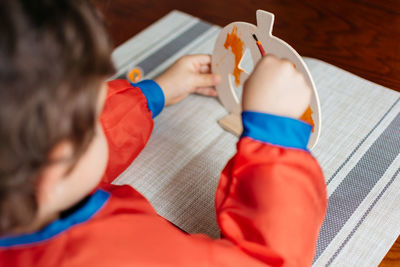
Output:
111 10 400 266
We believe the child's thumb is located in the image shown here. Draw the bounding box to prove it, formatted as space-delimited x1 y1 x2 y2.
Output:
194 73 221 88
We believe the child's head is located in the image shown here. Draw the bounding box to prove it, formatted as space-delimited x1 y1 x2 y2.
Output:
0 0 114 235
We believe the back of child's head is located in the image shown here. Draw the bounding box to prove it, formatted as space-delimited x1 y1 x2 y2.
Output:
0 0 114 235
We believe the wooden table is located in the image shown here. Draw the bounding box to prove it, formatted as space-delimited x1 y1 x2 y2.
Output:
92 0 400 265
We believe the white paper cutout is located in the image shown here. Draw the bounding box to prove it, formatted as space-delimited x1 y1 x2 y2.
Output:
212 10 321 149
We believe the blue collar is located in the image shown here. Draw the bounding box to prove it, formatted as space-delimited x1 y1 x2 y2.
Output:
0 189 110 248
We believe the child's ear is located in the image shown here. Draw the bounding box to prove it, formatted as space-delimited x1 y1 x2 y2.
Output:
36 140 74 208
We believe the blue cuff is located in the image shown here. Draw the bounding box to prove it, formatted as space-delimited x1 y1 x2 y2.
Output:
130 80 165 118
241 111 312 151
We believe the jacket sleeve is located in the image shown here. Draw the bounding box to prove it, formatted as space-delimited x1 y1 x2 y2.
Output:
213 111 327 266
99 79 165 184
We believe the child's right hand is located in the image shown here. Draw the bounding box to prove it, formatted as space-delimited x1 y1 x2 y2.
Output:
242 55 311 119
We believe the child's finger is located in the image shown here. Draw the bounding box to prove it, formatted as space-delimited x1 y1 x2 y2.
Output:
199 64 211 74
189 54 211 65
194 73 221 88
195 87 218 97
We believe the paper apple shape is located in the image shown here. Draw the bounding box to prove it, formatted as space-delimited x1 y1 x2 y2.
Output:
212 10 321 149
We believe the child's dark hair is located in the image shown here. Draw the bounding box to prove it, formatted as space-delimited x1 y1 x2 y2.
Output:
0 0 114 235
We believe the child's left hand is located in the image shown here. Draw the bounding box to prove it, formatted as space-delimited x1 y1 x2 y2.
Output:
154 54 221 106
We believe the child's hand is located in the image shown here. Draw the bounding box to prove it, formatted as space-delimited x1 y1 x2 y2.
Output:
155 55 220 106
242 55 311 118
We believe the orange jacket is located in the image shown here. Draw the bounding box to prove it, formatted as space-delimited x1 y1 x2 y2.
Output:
0 79 327 266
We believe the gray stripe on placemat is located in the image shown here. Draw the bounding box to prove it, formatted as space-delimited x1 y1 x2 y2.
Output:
327 97 400 185
115 20 212 80
325 167 400 266
114 18 192 71
314 110 400 262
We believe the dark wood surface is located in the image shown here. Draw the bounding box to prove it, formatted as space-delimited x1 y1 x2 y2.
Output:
92 0 400 265
381 236 400 267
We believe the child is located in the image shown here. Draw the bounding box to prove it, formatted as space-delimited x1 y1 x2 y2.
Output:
0 0 327 266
